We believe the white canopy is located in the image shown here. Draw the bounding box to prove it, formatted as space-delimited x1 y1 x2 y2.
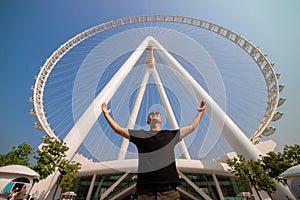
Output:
0 165 40 178
280 164 300 178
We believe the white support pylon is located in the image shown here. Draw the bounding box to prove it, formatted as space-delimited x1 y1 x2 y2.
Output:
118 69 151 160
150 66 191 159
149 36 261 160
149 37 295 200
32 37 151 199
118 46 190 159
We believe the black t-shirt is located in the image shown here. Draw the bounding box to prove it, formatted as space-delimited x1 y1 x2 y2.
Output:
129 129 181 192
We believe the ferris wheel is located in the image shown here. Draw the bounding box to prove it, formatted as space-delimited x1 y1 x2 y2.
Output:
29 15 285 162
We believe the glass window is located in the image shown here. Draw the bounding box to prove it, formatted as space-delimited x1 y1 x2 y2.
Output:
12 177 30 183
216 175 250 199
181 173 220 200
72 176 93 200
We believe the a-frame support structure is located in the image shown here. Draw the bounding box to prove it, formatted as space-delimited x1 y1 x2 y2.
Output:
63 36 261 161
37 36 263 199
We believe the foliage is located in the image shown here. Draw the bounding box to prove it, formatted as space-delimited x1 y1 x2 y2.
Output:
32 136 81 191
0 143 34 167
226 155 276 195
59 160 81 192
261 151 290 183
262 144 300 183
226 144 300 195
1 137 81 192
32 137 69 180
226 155 251 188
282 144 300 165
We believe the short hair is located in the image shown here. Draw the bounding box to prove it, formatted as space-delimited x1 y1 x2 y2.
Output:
147 112 161 124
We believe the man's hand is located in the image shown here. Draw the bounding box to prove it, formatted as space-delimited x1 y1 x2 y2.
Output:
180 100 206 139
101 102 130 139
101 103 111 115
197 101 206 112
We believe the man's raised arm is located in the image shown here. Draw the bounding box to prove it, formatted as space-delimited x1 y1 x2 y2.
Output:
101 103 130 139
180 101 206 139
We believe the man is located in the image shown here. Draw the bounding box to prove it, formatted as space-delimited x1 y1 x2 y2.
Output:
15 185 27 200
101 101 206 199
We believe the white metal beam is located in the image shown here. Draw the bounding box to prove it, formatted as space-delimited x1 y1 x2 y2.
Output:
150 66 191 159
63 36 150 161
176 187 199 200
150 36 261 160
150 36 295 199
110 183 136 200
212 173 224 200
36 37 150 199
178 171 213 200
86 174 97 200
118 69 151 160
100 171 130 200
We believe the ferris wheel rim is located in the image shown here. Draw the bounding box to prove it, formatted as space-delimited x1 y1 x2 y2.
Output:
32 14 280 141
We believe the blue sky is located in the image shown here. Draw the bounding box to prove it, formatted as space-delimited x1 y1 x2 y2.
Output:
0 0 299 155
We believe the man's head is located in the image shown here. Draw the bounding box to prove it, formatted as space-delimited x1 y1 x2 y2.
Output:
147 111 162 125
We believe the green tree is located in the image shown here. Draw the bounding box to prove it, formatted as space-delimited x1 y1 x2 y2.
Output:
32 136 81 191
283 144 300 165
0 143 34 167
226 155 276 197
59 160 81 192
262 144 300 183
32 137 69 179
1 137 81 192
226 144 300 197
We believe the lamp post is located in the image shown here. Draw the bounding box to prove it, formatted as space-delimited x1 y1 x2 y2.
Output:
52 170 66 200
245 170 262 200
27 177 39 200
